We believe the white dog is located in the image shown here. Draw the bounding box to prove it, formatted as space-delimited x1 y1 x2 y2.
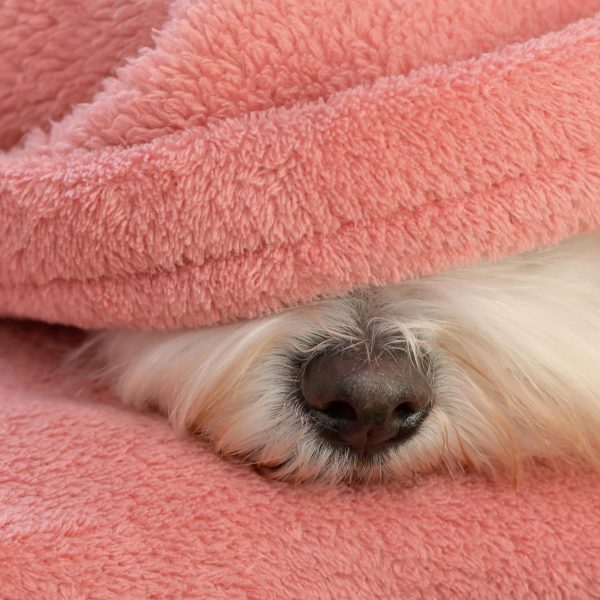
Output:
93 234 600 483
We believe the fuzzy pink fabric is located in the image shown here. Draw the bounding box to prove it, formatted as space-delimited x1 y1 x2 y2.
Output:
3 5 600 595
0 0 171 151
1 0 600 329
1 320 599 597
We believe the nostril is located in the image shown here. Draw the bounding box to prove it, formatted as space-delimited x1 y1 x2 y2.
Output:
321 400 357 422
393 401 418 420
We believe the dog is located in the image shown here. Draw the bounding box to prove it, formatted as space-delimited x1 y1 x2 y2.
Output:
92 233 600 483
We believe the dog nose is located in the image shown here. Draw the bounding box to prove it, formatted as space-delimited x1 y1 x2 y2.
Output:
301 350 432 453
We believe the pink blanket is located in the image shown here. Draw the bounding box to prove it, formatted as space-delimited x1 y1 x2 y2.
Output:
1 0 600 329
1 321 599 597
2 2 600 596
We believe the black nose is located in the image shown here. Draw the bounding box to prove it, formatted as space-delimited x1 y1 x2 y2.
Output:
301 350 432 453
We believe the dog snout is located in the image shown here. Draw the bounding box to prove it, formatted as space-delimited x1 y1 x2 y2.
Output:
301 350 432 453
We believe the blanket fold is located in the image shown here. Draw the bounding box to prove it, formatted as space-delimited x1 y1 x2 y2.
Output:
2 5 600 596
2 0 600 329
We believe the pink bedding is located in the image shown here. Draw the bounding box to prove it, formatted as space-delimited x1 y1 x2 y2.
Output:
1 0 600 329
1 1 600 595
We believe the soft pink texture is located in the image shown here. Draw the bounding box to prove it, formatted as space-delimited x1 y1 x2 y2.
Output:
0 321 599 597
3 5 600 594
1 0 600 329
0 0 171 151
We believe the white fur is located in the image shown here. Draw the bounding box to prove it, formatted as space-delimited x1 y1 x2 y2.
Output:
93 234 600 483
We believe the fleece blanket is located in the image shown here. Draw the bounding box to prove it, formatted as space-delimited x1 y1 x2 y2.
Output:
1 320 599 598
2 2 600 597
1 0 600 329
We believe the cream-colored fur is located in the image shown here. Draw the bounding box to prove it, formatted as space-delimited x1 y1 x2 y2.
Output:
95 234 600 483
